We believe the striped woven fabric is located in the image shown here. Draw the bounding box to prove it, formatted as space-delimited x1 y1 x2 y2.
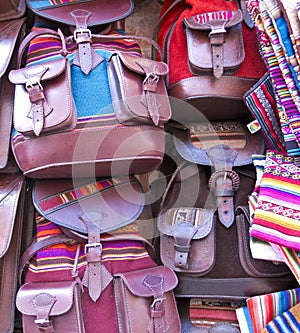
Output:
29 0 95 9
244 74 286 152
263 303 300 333
278 0 300 77
189 121 246 150
246 0 300 157
236 287 300 333
12 24 141 145
37 177 125 213
28 213 151 275
250 150 300 251
250 154 300 282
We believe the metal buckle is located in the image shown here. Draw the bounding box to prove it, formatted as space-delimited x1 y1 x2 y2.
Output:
73 28 92 42
151 296 166 309
25 78 43 91
143 72 159 84
35 318 51 326
84 242 102 254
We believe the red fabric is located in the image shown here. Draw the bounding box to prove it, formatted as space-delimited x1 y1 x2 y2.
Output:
158 0 266 86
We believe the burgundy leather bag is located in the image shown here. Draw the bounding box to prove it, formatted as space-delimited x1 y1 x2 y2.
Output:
16 176 181 333
0 0 26 169
0 168 26 333
9 3 171 179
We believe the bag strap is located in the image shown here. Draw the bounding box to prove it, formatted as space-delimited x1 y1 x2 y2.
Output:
16 27 165 68
18 230 156 285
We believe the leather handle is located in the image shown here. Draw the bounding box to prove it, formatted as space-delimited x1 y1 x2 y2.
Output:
16 28 65 68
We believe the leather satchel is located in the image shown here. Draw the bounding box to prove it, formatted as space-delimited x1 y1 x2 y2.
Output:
26 0 134 28
152 119 298 332
9 18 171 178
157 0 267 122
0 171 26 333
17 176 181 333
0 0 26 169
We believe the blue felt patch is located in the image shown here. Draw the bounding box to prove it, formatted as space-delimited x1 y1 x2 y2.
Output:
69 49 114 118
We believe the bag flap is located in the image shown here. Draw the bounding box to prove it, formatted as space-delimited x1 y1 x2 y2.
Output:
9 57 67 85
16 281 77 316
115 266 178 297
26 0 134 27
183 10 243 30
170 121 265 167
0 174 24 258
158 208 214 239
116 52 169 76
0 17 26 78
33 176 145 235
0 0 25 21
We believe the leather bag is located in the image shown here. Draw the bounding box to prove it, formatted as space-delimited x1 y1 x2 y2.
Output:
0 170 26 333
151 119 298 332
17 176 181 333
9 19 171 178
157 0 267 123
0 0 26 169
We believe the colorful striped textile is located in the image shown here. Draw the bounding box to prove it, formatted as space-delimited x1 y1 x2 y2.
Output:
271 243 300 283
28 213 151 275
236 287 300 333
250 154 300 281
246 0 300 157
278 0 300 79
28 0 88 9
37 177 124 213
250 150 300 251
244 74 286 152
263 303 300 332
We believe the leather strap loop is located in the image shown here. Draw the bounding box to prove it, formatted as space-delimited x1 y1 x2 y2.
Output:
80 214 113 302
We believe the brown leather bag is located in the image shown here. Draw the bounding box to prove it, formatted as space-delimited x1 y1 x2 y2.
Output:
0 0 26 169
17 176 181 333
0 168 26 333
157 0 267 123
151 120 298 332
9 19 171 178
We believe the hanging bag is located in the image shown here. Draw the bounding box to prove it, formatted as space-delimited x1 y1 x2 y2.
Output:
157 0 267 122
9 2 171 178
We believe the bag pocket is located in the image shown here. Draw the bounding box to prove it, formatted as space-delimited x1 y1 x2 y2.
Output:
183 9 245 79
9 56 77 137
157 207 216 275
113 265 181 333
16 280 85 333
107 51 171 126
